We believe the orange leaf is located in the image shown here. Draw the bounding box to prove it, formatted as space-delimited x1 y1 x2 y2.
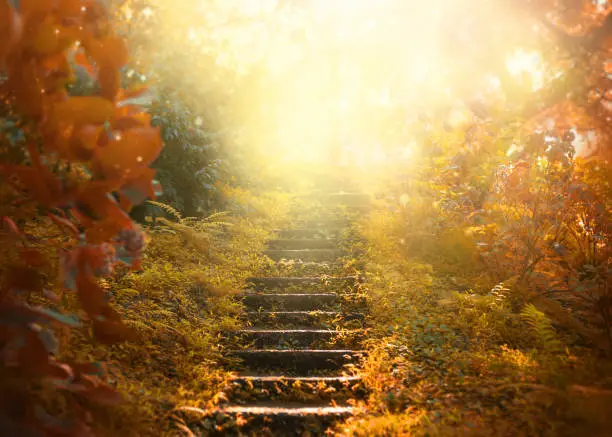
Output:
57 0 88 17
7 164 63 207
28 16 61 54
98 63 120 101
48 213 80 236
119 167 157 210
52 96 115 126
75 272 106 316
95 127 162 178
5 266 44 293
92 317 137 344
118 84 152 100
0 1 22 62
88 35 129 69
20 0 55 16
19 248 47 267
9 61 44 119
112 116 148 131
74 49 95 76
78 385 124 405
2 216 23 239
65 124 101 161
84 218 126 244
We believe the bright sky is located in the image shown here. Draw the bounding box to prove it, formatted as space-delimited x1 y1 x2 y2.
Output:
138 0 556 166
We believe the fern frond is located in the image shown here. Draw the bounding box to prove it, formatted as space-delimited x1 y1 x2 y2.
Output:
521 304 563 354
124 320 154 332
195 221 234 228
155 217 184 229
203 211 232 222
146 200 182 221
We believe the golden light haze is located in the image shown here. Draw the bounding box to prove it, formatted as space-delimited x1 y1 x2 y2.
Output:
134 0 552 168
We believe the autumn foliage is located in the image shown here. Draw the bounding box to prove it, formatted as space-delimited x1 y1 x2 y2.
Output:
0 0 162 434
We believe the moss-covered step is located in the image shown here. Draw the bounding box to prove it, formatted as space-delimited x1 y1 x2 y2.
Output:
264 249 345 262
273 228 340 239
314 192 372 206
241 293 339 311
245 311 365 329
227 349 364 372
226 329 363 349
203 403 355 437
246 276 360 291
267 239 339 250
261 261 350 278
227 375 365 404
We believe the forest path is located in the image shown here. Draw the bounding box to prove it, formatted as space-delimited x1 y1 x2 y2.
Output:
215 186 371 436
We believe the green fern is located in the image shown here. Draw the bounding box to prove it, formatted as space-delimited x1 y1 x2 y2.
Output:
520 304 563 354
146 200 182 221
202 211 232 222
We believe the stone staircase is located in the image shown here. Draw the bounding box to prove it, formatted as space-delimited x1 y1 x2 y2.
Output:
214 192 370 436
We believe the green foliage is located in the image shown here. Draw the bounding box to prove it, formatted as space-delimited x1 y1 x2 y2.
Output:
521 304 563 355
149 95 226 216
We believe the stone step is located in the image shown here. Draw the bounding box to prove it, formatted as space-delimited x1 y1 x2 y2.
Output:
317 193 371 207
265 249 345 262
207 403 354 436
263 261 349 279
246 311 365 329
241 293 340 311
295 218 352 229
274 228 339 239
267 239 337 250
246 276 360 291
227 349 364 372
228 375 365 403
227 329 362 349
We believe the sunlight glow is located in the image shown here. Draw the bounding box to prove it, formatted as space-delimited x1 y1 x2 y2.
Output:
146 0 553 172
506 49 545 90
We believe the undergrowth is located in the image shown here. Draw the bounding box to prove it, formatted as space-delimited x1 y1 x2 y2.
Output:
3 189 288 436
333 205 612 437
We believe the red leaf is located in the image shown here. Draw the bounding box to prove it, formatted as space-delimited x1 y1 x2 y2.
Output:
71 361 108 380
7 164 63 207
75 272 106 317
98 63 120 101
19 248 47 267
4 266 45 294
16 330 51 376
92 315 137 344
120 167 157 209
0 1 22 62
74 50 95 76
20 0 55 16
94 127 162 179
8 60 44 119
118 84 152 100
78 385 124 406
112 116 148 131
88 35 128 69
52 96 115 126
49 213 80 236
1 216 23 240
